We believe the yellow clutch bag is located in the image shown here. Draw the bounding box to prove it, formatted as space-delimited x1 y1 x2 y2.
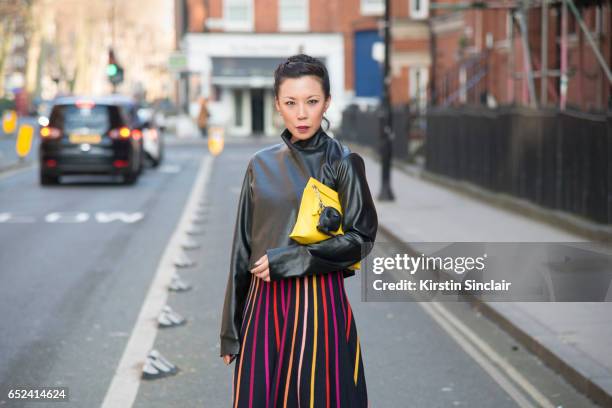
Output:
289 177 360 270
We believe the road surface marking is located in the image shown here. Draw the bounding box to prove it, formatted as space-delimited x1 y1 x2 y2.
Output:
45 212 90 223
95 212 144 223
420 301 555 408
0 212 144 223
0 213 35 223
0 162 34 180
101 154 214 408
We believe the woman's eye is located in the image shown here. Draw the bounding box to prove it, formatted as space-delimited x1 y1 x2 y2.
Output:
284 100 317 106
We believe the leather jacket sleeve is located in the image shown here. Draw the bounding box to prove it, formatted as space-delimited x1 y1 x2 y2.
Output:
220 163 253 356
266 153 378 280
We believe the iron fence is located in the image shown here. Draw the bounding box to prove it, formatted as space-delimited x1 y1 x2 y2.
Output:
426 106 612 224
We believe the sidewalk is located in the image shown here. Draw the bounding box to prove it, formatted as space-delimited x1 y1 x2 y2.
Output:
357 148 612 407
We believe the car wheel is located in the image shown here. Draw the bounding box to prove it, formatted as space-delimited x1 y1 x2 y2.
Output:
149 155 160 168
137 153 144 175
123 172 138 185
40 173 59 185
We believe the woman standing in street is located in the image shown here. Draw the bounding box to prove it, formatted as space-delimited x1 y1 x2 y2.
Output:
220 54 378 407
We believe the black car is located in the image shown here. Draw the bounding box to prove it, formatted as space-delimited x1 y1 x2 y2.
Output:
39 96 144 185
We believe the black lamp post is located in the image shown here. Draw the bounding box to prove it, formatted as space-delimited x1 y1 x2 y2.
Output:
378 0 395 201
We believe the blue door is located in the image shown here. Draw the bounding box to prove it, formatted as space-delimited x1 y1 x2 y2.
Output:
354 30 383 98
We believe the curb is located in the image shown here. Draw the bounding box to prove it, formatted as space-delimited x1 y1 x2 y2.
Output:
355 137 612 406
375 199 612 408
0 159 33 176
470 299 612 408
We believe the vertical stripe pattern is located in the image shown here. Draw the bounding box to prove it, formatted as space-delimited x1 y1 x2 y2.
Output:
232 271 367 408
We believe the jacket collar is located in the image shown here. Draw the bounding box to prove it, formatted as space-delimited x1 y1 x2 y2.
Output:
280 127 329 152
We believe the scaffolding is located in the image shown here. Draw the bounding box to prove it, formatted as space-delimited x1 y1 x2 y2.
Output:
431 0 612 111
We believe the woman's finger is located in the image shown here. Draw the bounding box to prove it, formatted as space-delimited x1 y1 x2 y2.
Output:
251 263 265 275
250 259 269 275
256 268 270 282
254 265 269 277
255 268 268 278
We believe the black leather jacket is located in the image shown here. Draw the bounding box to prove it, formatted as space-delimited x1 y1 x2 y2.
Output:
219 127 378 356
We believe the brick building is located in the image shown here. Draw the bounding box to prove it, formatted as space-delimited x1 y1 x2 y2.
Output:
429 0 611 112
175 0 432 136
175 0 610 137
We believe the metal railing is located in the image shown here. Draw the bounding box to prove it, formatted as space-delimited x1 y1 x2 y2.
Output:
426 106 612 224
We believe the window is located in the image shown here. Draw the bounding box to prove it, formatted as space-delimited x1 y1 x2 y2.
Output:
51 105 113 134
225 0 253 31
361 0 383 16
279 0 308 31
409 67 429 112
409 0 429 20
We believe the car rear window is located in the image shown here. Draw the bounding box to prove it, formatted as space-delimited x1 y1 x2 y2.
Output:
49 104 123 134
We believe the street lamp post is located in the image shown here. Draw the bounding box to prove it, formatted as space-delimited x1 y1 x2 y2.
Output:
378 0 395 201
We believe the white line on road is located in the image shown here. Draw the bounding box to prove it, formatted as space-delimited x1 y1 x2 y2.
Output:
0 162 35 180
101 154 214 408
420 301 555 408
0 212 145 223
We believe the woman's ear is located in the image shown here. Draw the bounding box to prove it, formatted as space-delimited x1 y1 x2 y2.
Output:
274 98 281 112
324 96 331 112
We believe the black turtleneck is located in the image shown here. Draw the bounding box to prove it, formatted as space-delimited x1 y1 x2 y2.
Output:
280 127 329 152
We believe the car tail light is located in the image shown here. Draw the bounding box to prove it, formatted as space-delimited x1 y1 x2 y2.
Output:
113 160 130 168
45 159 57 168
40 126 61 139
131 129 142 141
109 126 132 140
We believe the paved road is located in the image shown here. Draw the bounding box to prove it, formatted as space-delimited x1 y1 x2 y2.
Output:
0 139 598 407
0 143 206 407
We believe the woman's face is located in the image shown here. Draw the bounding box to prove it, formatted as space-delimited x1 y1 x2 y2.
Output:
275 75 330 143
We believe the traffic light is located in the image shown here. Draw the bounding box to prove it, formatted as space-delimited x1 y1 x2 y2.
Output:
107 63 118 76
108 65 124 85
107 49 124 86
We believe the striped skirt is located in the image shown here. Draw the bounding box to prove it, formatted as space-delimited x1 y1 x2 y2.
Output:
232 271 367 408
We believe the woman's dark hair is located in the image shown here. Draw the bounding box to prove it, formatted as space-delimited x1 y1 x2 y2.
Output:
274 54 331 129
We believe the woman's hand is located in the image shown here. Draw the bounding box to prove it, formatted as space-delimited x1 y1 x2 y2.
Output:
250 254 270 282
222 354 235 365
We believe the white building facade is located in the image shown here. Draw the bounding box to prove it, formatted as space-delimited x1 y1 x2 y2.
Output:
183 32 345 137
